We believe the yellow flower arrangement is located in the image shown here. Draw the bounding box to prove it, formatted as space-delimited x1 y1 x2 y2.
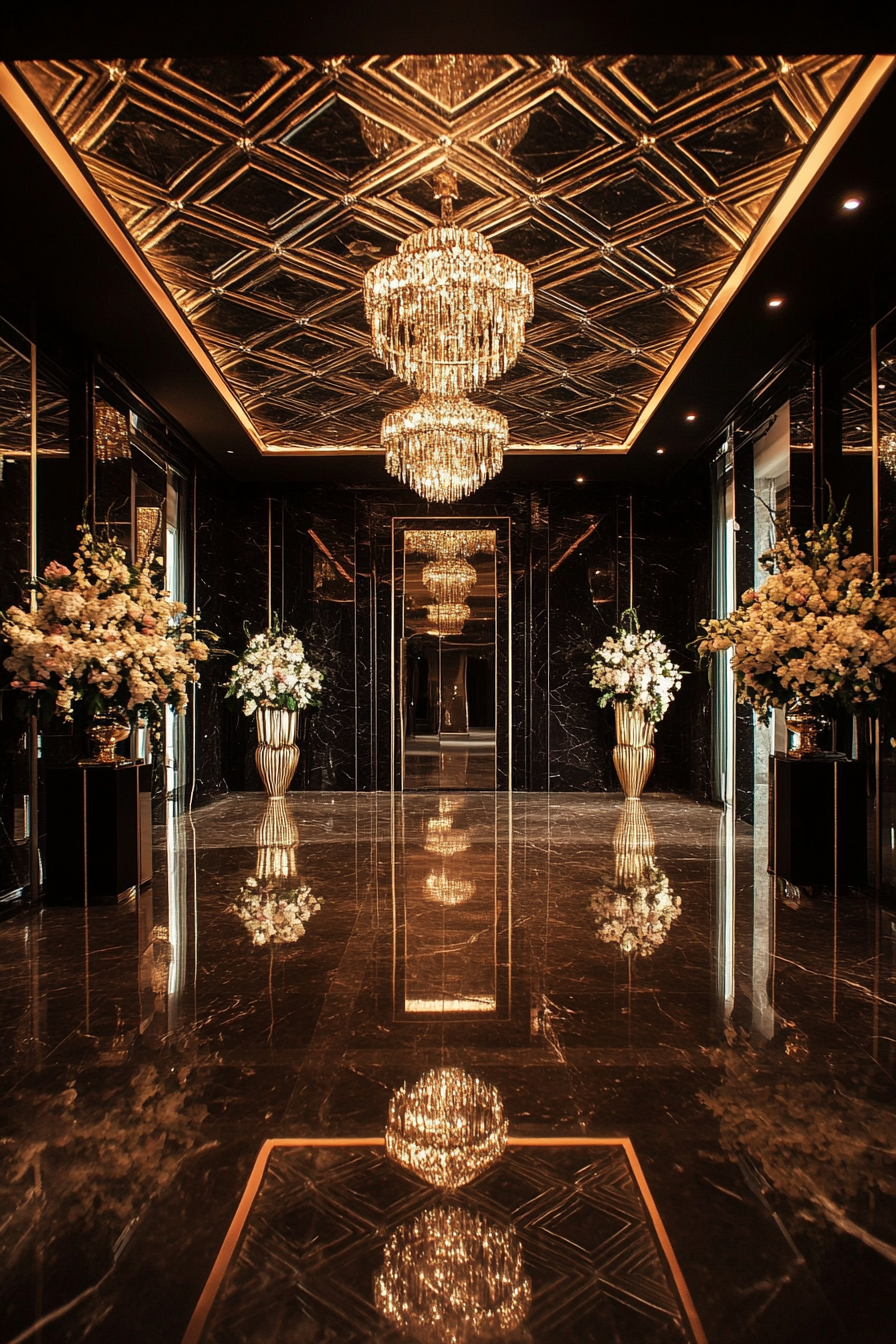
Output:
697 509 896 718
1 525 210 729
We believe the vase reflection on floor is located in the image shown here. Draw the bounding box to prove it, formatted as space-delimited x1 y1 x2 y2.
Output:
591 800 681 957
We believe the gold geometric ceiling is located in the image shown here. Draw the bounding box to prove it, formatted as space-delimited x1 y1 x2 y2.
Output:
14 54 865 454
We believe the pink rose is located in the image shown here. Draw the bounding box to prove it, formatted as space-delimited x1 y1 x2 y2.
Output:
43 561 71 579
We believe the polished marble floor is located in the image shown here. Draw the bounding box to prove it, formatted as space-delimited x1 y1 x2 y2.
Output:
1 791 895 1343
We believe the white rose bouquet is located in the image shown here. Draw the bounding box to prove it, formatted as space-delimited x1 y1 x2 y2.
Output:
1 524 209 729
590 608 684 722
226 618 323 716
697 508 896 718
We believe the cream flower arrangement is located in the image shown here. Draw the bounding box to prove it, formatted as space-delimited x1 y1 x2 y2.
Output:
226 617 323 716
1 525 209 728
590 608 684 722
229 877 322 946
696 508 896 717
590 867 680 957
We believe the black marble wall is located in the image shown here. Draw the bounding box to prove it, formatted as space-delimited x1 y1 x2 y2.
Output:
194 473 712 798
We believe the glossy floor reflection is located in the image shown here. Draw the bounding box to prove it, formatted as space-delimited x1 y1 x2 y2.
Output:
1 792 895 1343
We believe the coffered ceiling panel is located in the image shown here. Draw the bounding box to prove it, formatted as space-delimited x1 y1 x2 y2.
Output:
14 54 866 454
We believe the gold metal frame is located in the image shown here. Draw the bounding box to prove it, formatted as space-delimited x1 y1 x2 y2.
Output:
391 515 512 791
180 1136 708 1344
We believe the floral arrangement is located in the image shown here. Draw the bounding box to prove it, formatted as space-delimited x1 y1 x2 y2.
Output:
696 508 896 718
226 617 323 716
590 608 684 722
1 525 209 727
590 867 680 957
229 877 322 946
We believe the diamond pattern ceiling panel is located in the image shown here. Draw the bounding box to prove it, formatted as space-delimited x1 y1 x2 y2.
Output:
16 53 863 453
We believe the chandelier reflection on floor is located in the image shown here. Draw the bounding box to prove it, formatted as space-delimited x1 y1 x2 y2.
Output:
375 1205 532 1344
425 870 476 905
590 800 680 957
386 1067 508 1190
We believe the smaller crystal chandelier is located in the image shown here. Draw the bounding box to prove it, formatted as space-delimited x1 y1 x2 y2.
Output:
881 431 896 479
374 1206 532 1344
422 557 477 605
406 529 497 560
385 1067 508 1190
426 603 471 636
382 393 508 503
94 401 131 462
425 871 476 905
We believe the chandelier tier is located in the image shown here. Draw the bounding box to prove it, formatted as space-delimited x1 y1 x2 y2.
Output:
385 1067 508 1190
364 174 533 395
382 393 508 503
425 871 476 905
405 529 496 559
425 603 470 637
422 557 477 605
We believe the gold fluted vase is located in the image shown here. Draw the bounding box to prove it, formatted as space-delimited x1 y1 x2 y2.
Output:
612 701 655 800
255 707 300 799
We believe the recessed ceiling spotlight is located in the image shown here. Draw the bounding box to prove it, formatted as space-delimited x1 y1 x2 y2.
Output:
656 447 665 454
685 413 696 422
226 449 235 454
842 196 862 211
575 476 584 483
768 297 783 308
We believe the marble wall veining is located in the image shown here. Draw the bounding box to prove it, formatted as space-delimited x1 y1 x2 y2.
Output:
193 474 712 797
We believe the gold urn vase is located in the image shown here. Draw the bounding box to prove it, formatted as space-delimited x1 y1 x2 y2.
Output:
83 715 131 765
612 701 655 800
785 699 829 758
255 707 300 799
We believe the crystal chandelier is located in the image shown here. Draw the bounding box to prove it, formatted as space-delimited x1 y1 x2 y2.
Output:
385 1067 508 1190
881 431 896 479
426 603 470 636
374 1205 532 1344
364 171 533 395
382 393 507 503
406 529 497 559
425 871 476 905
94 401 131 462
422 557 477 605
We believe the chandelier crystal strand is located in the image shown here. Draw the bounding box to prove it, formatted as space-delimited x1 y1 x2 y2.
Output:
881 430 896 479
382 394 508 503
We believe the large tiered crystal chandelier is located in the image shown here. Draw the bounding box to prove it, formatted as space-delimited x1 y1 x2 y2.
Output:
382 393 508 503
367 170 531 501
364 172 533 393
385 1067 508 1190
